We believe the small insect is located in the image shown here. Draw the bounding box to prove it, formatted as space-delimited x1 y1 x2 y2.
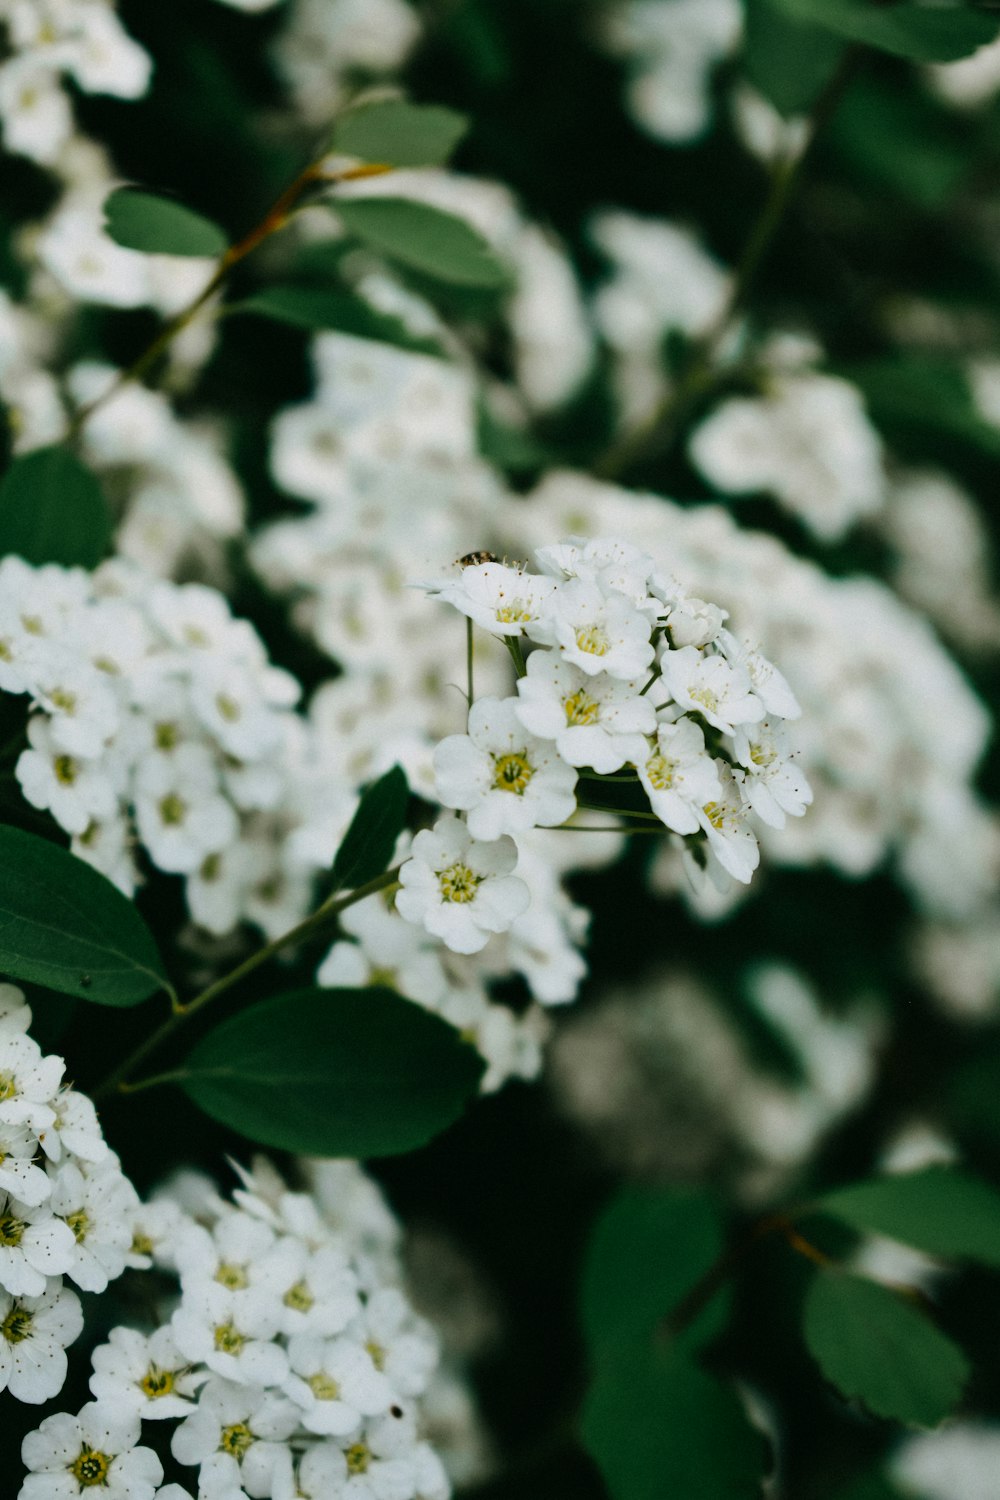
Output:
456 550 499 568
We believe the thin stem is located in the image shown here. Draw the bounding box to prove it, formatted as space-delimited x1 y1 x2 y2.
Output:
554 822 660 835
93 864 401 1102
64 158 392 443
574 798 661 823
504 636 527 678
594 47 862 482
576 769 639 783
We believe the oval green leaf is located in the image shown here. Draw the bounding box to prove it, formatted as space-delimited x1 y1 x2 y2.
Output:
581 1187 728 1359
104 189 228 258
772 0 1000 62
818 1166 1000 1268
334 197 510 289
0 826 168 1006
180 986 485 1157
331 98 469 168
803 1273 969 1427
0 448 112 568
581 1345 768 1500
330 766 409 894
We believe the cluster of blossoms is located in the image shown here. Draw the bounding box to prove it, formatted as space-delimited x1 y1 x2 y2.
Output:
0 987 141 1406
19 1157 458 1500
0 0 150 165
397 535 809 953
0 555 326 935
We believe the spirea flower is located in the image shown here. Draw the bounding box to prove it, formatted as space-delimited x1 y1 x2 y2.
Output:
433 697 578 840
396 817 530 956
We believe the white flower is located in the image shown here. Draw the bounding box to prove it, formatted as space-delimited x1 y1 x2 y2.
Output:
174 1210 277 1298
434 696 577 840
396 817 530 956
27 648 120 758
733 724 813 829
16 717 118 837
189 660 287 761
48 1160 139 1295
133 744 239 875
660 645 764 733
317 899 449 1008
90 1326 205 1420
427 562 559 637
284 1333 393 1435
716 629 801 719
0 1123 51 1208
21 1402 162 1499
0 1281 83 1404
660 595 728 650
259 1240 362 1340
535 536 656 610
637 718 723 835
0 1033 63 1134
514 652 655 772
359 1287 439 1399
171 1281 288 1387
36 1089 109 1169
526 577 654 680
170 1378 299 1498
697 765 761 885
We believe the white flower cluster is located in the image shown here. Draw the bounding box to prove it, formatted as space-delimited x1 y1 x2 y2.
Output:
411 536 809 914
0 0 150 165
0 555 334 936
18 1157 456 1500
0 987 141 1406
598 0 743 144
273 0 422 127
506 473 994 921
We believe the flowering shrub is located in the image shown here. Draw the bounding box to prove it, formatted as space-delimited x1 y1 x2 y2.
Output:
3 1 1000 1497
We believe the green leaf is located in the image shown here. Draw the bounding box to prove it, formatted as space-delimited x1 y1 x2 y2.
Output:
828 76 971 209
104 189 228 258
330 766 409 893
802 1272 969 1426
581 1344 768 1500
0 826 168 1006
817 1166 1000 1267
581 1187 728 1359
830 1474 908 1500
0 447 112 568
180 986 485 1157
331 98 469 168
842 355 1000 457
947 1046 1000 1140
771 0 1000 63
333 198 510 289
231 286 444 356
743 0 844 116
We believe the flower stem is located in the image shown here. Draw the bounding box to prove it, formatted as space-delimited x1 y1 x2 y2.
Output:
64 158 392 443
93 864 401 1101
593 46 862 482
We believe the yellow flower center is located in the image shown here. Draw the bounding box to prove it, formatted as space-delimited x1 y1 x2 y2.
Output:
155 721 179 750
645 753 676 792
283 1279 314 1313
215 694 241 723
1 1306 33 1344
131 1232 154 1258
366 1339 387 1371
219 1421 254 1458
346 1443 371 1475
575 624 610 657
702 801 726 831
49 688 77 714
308 1372 341 1401
495 600 533 624
139 1364 175 1400
71 1448 112 1488
158 793 187 827
214 1322 245 1356
54 755 78 786
65 1209 89 1244
0 1073 17 1103
0 1213 26 1247
438 862 482 904
690 686 719 714
563 689 600 726
215 1261 249 1290
749 742 776 768
493 752 533 794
